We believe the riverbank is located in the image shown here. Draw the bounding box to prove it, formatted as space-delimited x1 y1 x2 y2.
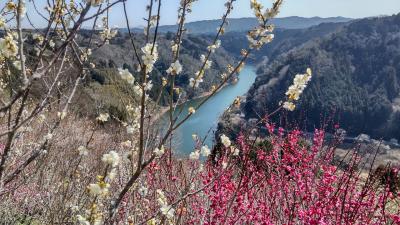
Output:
148 66 257 154
170 66 257 154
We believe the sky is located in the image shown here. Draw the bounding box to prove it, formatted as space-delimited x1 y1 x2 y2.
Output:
18 0 400 28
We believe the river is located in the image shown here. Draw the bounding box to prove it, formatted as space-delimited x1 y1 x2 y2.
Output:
160 65 257 155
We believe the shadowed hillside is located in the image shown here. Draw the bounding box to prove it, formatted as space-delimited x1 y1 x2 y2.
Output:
242 14 400 140
220 21 349 63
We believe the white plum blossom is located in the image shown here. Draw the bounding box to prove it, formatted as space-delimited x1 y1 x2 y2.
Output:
220 134 231 147
144 80 153 91
171 42 178 53
0 33 18 58
99 27 118 42
282 68 312 111
200 54 206 62
101 151 120 167
154 145 165 157
156 189 168 205
133 85 143 96
88 182 109 196
141 43 158 73
166 60 183 75
205 60 212 69
32 33 44 45
77 215 90 225
231 147 240 156
215 39 221 48
157 189 175 219
160 205 175 219
247 32 274 50
48 40 55 48
108 168 117 180
13 61 21 70
138 185 148 197
120 140 132 148
207 40 221 53
126 125 135 134
96 113 109 122
0 17 5 28
37 114 46 123
201 145 211 157
198 163 204 172
189 77 203 88
261 34 274 44
188 107 196 114
118 68 135 84
57 111 67 120
189 150 200 160
44 133 53 141
157 189 174 218
88 183 102 195
200 54 212 69
77 146 88 156
282 101 295 111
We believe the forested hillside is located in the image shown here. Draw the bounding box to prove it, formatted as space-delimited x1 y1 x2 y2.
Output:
220 21 348 63
243 14 400 140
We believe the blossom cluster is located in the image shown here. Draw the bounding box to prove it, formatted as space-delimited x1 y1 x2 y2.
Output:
105 122 400 225
189 144 211 160
282 68 312 111
189 53 214 89
157 189 175 219
77 150 120 225
0 33 19 58
188 1 232 89
141 43 158 73
4 1 26 18
99 17 118 44
166 60 183 75
246 0 283 49
195 127 399 224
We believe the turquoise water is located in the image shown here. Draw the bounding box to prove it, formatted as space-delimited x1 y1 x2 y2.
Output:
161 65 257 155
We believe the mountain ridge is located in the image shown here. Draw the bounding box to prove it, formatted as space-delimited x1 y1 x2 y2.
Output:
123 16 353 34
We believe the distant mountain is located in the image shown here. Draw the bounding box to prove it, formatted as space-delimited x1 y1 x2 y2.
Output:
125 16 353 34
239 14 400 140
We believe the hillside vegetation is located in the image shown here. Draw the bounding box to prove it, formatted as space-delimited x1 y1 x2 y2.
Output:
73 32 235 118
221 21 348 63
243 14 400 140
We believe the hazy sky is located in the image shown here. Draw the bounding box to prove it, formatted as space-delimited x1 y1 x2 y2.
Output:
20 0 400 28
